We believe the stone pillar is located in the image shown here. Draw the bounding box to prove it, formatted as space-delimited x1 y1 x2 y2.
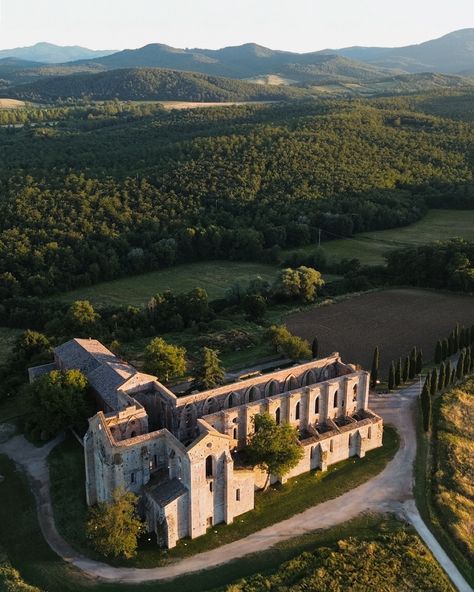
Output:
223 452 234 524
359 372 370 410
321 383 330 422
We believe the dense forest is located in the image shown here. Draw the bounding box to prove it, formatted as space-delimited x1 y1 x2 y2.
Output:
0 95 472 298
9 68 306 102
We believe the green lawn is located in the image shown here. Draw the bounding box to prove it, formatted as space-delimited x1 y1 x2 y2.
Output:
52 261 279 308
0 453 431 592
48 426 399 569
287 209 474 266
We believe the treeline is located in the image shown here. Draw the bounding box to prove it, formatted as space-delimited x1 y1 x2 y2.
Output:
386 239 474 292
0 100 472 298
10 68 305 103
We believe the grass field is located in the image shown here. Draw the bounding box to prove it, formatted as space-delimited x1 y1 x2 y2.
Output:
287 210 474 265
52 261 280 308
48 427 398 569
0 98 26 109
0 453 439 592
286 288 474 374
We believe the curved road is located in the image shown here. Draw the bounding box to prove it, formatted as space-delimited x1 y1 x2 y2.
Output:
0 382 471 591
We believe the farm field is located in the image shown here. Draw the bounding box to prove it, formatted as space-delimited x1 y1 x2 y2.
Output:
0 98 26 109
51 261 280 308
288 209 474 265
286 288 474 373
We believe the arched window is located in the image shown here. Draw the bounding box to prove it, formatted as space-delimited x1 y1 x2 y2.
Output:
275 407 281 425
353 384 358 402
203 397 218 415
205 455 214 478
267 380 279 397
348 434 353 447
330 440 334 453
314 397 319 414
304 370 316 386
333 390 338 408
368 426 372 440
286 375 298 391
247 386 260 403
295 401 301 420
233 427 237 440
310 446 314 458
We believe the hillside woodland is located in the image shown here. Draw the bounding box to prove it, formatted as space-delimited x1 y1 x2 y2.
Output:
0 95 472 299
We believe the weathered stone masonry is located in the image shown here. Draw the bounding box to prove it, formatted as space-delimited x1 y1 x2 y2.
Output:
30 338 383 548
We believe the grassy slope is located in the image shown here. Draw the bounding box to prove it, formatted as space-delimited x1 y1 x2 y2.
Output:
287 209 474 265
414 377 474 587
50 261 279 308
48 210 474 310
48 427 398 569
0 456 445 592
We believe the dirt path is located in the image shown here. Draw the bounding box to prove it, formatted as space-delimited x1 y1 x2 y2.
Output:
0 382 472 591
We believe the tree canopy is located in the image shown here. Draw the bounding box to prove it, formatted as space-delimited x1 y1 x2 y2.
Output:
246 413 304 484
143 337 187 381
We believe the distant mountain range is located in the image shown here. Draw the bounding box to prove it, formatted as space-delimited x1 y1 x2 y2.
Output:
77 29 474 77
0 42 116 64
0 30 472 102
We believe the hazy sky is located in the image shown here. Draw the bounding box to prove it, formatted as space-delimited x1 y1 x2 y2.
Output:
0 0 472 52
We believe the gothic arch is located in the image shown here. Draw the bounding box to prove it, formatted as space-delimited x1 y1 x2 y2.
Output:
245 385 261 403
285 374 299 392
203 397 219 416
302 370 317 386
178 403 197 441
265 379 279 397
224 391 241 409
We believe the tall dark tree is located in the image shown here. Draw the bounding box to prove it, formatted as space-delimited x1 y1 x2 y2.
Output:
430 368 438 397
312 337 319 360
416 349 423 374
409 346 417 379
420 376 431 432
370 346 379 389
388 362 395 391
192 347 225 391
442 338 449 360
434 340 443 364
456 350 465 380
438 362 446 391
402 356 409 384
395 358 403 387
445 359 452 387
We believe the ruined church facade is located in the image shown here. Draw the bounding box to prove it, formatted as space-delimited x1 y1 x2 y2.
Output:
30 338 383 548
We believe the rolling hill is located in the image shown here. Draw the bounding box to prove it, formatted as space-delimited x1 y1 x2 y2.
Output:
0 42 116 64
333 29 474 75
8 67 306 102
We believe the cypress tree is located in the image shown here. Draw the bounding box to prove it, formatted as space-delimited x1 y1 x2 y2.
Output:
434 340 442 364
445 359 452 386
408 347 415 379
370 346 379 389
388 362 395 391
454 323 460 352
456 350 465 380
416 350 423 374
420 377 431 432
442 338 448 360
463 347 470 375
402 356 409 383
395 358 402 386
430 368 438 397
311 337 319 359
438 362 446 391
448 332 455 356
450 368 456 384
